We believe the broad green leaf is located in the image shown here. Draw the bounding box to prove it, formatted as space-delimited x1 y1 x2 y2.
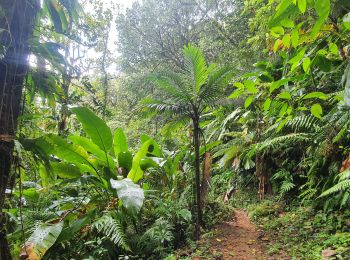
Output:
69 135 115 171
279 103 289 117
71 107 113 152
289 48 306 71
127 139 153 183
234 82 244 89
51 162 81 179
280 19 295 28
282 34 291 48
315 55 332 72
310 103 323 118
244 80 258 94
302 57 311 74
199 140 221 156
269 0 298 28
270 26 285 37
140 134 162 157
329 43 338 55
114 128 128 159
310 0 330 38
274 39 283 53
314 0 330 18
263 98 272 112
140 157 160 170
21 188 39 201
297 0 306 13
24 222 63 259
229 89 244 99
45 135 94 168
69 136 105 159
39 164 55 189
270 78 290 93
110 178 145 214
244 96 254 108
118 152 133 171
291 29 299 48
302 92 327 100
278 91 292 100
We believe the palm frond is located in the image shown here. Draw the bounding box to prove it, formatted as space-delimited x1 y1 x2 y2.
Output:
183 44 208 92
148 73 192 103
141 97 191 117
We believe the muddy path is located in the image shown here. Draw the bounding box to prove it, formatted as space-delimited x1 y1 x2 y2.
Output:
198 210 278 260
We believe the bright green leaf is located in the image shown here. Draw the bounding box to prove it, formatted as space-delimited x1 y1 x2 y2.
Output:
302 57 311 74
114 128 128 159
244 80 258 94
263 98 272 112
291 29 299 48
302 92 327 100
244 96 254 108
278 91 292 100
297 0 306 13
71 107 113 152
310 103 323 118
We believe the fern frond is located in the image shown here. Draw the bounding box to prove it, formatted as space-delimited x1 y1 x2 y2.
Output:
319 180 350 197
285 115 320 132
256 133 310 154
280 181 295 194
339 169 350 181
340 191 350 208
92 215 130 251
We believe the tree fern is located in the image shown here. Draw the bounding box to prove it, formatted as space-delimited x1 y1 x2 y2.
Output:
92 215 130 251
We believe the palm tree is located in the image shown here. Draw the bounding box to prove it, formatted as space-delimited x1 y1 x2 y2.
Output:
144 44 233 239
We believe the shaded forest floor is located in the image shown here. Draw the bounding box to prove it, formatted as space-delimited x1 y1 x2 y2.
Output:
200 209 270 259
175 193 350 259
188 210 282 259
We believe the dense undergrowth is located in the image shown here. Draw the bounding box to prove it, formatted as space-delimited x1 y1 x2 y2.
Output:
1 0 350 259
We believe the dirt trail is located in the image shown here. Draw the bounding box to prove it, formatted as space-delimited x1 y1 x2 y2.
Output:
202 210 273 260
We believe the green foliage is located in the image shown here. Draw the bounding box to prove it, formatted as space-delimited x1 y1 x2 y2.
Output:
92 214 130 251
110 178 145 214
71 107 113 152
25 222 63 258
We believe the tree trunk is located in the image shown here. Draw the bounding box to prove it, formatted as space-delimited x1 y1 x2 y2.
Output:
201 152 212 208
101 27 110 118
0 1 39 258
193 116 202 240
58 46 71 136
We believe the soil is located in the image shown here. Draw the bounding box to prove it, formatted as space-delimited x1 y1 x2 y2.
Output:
198 210 277 260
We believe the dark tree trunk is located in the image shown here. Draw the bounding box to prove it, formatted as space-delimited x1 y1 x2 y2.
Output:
193 116 202 240
58 47 71 136
0 1 39 259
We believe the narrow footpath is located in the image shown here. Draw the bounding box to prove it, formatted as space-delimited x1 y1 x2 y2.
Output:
200 210 277 260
